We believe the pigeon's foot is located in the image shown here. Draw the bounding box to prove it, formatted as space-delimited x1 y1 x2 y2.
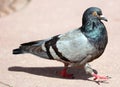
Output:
84 63 111 82
92 74 110 81
60 68 74 78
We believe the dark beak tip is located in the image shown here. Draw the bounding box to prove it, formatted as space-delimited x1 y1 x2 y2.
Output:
101 17 108 22
104 18 108 22
105 19 108 22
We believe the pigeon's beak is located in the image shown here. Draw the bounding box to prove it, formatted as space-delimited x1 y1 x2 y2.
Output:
92 12 108 22
99 15 108 22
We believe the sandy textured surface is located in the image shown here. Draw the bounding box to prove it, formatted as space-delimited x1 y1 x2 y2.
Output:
0 0 120 87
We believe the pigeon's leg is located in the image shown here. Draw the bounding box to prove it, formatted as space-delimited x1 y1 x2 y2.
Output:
60 63 73 78
84 63 110 81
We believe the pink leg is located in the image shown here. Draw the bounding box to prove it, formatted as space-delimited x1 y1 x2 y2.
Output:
92 74 110 81
60 63 73 78
84 64 110 81
60 68 73 78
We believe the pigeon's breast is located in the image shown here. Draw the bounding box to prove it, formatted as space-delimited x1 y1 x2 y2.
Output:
56 30 97 62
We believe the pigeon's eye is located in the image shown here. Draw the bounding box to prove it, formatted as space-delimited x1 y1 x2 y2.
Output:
92 11 98 17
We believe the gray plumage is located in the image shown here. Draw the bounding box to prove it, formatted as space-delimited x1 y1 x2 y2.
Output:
13 7 108 79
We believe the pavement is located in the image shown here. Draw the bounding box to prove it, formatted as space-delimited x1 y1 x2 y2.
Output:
0 0 120 87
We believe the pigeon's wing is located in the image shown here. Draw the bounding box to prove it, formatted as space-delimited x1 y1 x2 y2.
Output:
42 29 96 63
0 0 30 17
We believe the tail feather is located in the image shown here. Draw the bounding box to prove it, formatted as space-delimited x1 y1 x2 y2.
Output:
12 40 50 59
13 48 23 54
13 40 45 56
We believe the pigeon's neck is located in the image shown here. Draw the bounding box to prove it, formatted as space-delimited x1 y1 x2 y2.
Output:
81 19 107 41
80 19 108 55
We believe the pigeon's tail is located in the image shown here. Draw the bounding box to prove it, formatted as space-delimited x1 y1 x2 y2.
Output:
12 40 46 57
13 47 24 54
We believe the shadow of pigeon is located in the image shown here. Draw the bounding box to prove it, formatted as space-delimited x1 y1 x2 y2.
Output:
8 66 97 80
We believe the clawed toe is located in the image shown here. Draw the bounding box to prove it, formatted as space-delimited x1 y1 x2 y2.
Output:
92 74 111 81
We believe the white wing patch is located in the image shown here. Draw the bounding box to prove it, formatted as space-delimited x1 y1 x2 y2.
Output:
0 0 30 17
49 46 60 60
41 42 46 51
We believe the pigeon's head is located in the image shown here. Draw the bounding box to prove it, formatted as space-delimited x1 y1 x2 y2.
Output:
82 7 108 24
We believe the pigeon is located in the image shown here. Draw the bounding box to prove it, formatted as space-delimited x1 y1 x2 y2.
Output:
13 7 109 80
0 0 30 17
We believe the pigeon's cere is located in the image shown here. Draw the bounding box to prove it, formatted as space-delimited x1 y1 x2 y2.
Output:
13 7 109 81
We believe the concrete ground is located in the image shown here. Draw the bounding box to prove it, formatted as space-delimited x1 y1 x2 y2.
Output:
0 0 120 87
